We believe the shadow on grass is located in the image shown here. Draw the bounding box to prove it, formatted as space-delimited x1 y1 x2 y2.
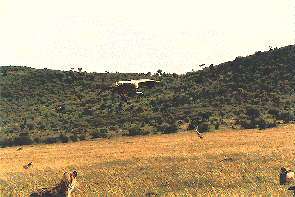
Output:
288 186 295 196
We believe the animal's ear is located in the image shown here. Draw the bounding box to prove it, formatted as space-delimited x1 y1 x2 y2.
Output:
63 171 69 178
72 170 78 178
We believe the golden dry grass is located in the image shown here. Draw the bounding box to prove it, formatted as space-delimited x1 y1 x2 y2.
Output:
0 125 295 196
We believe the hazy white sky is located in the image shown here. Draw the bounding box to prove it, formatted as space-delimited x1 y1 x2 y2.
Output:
0 0 294 73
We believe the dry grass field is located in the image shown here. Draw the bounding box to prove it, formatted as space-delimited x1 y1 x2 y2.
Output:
0 125 295 196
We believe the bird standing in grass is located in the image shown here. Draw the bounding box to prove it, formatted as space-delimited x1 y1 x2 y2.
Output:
23 162 32 169
16 147 23 151
195 126 204 139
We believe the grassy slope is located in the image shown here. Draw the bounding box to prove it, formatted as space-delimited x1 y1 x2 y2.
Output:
0 126 294 196
1 45 295 145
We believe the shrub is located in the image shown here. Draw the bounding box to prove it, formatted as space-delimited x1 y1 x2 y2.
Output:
90 130 100 139
0 136 13 147
158 122 178 134
141 124 155 135
246 106 261 119
13 133 33 145
268 108 280 118
239 119 256 129
33 137 41 143
279 111 295 123
268 121 277 128
198 111 212 121
214 122 220 130
99 128 109 138
4 125 20 133
26 122 35 130
198 122 210 132
257 119 267 130
79 134 86 141
70 134 79 142
239 117 277 130
59 134 69 143
258 118 277 130
91 128 109 138
127 125 147 136
188 118 202 130
45 136 58 144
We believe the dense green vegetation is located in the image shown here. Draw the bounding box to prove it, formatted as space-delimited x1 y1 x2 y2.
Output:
1 44 295 146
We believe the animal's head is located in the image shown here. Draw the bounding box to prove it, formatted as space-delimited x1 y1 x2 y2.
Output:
281 167 287 173
61 170 78 194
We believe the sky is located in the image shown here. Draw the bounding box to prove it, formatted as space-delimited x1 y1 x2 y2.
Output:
0 0 294 74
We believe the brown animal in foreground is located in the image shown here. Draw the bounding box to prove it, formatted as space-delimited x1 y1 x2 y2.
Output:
280 167 295 185
30 171 78 197
23 162 33 169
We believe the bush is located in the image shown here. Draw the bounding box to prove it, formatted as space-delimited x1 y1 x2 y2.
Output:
158 122 178 134
45 136 58 144
90 130 100 139
0 136 13 147
279 111 295 123
198 111 212 121
198 122 210 132
70 134 79 142
239 119 256 129
33 137 41 143
268 108 280 118
214 122 220 130
79 134 86 141
239 117 277 130
268 121 277 128
26 122 36 130
91 128 109 138
188 118 202 130
127 126 147 136
246 106 261 119
141 124 155 135
257 119 267 130
258 119 277 130
99 128 109 138
59 134 69 143
13 133 33 145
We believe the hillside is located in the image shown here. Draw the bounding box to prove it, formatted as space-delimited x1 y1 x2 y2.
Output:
0 125 295 196
0 44 295 146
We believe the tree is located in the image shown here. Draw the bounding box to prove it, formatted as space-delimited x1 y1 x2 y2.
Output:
157 69 163 76
13 133 33 145
158 122 178 134
246 106 260 120
59 134 69 143
127 125 147 136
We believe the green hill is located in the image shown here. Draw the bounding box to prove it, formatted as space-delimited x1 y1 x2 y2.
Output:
1 44 295 146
